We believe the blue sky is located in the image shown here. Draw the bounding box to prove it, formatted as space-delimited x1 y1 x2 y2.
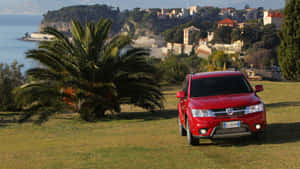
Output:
0 0 286 15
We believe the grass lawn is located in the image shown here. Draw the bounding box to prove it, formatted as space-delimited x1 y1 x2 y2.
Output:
1 81 300 169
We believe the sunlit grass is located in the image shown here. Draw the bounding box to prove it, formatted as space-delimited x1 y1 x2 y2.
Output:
0 81 300 169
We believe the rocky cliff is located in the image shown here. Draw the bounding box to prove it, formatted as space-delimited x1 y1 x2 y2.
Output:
39 21 72 33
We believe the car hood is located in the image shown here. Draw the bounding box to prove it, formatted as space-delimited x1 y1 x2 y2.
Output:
189 93 261 109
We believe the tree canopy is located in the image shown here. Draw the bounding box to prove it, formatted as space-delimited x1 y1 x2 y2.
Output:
15 19 164 124
278 0 300 80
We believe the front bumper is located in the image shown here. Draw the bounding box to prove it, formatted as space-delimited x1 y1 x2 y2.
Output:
190 112 266 139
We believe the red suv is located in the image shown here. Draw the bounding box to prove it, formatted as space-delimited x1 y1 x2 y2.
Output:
177 71 266 145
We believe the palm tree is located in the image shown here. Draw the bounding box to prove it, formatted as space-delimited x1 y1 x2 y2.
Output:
15 19 164 124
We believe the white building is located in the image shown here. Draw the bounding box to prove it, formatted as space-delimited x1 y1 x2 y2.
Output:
179 8 189 18
264 10 284 30
183 26 200 45
213 40 244 54
29 32 55 41
189 6 199 16
207 32 214 42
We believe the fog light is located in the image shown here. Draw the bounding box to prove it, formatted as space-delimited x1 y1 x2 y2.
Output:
255 124 261 130
200 129 207 134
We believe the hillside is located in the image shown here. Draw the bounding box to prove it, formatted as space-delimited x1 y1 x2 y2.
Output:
39 5 221 38
40 5 124 34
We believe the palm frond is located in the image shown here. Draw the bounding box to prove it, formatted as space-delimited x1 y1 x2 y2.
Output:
17 18 164 124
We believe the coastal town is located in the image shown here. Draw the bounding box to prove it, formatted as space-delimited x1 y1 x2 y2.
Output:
133 7 284 59
27 6 284 59
24 5 284 80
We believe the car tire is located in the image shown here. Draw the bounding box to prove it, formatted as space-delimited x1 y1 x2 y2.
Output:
178 116 187 136
186 119 199 145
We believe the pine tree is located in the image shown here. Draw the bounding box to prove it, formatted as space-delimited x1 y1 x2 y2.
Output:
278 0 300 80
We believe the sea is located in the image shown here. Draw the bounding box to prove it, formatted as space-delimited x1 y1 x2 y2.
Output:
0 15 42 73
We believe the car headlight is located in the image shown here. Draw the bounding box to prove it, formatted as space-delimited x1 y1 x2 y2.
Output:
191 109 215 117
245 103 264 114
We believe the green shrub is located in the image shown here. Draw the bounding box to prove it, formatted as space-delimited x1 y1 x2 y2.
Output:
0 61 24 111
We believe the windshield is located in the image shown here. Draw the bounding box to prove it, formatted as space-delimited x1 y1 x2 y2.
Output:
190 75 253 98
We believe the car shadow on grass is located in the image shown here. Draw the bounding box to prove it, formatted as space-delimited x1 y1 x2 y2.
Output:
265 101 300 109
116 109 178 121
210 122 300 147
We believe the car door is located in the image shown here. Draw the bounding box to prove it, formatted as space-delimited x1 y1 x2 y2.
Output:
180 77 189 127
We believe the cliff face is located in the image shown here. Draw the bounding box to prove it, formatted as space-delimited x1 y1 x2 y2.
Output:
39 21 72 33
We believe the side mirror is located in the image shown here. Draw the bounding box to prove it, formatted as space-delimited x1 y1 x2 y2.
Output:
176 91 185 98
255 85 264 93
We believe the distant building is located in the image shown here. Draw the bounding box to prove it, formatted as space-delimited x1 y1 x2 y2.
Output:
199 38 208 45
183 26 200 45
145 9 152 13
238 22 249 29
197 44 212 59
207 32 215 42
166 42 184 55
219 8 235 17
157 8 185 19
189 6 199 16
217 18 237 28
245 8 259 20
29 32 55 41
161 8 166 15
213 40 244 54
171 9 178 15
264 10 284 30
178 8 189 18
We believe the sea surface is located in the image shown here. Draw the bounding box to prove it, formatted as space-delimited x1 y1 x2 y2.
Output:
0 15 42 73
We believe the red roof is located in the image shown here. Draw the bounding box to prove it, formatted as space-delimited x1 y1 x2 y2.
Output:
222 8 233 11
218 18 235 24
268 11 284 18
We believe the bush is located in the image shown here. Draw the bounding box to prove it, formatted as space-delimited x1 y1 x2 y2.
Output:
245 49 276 69
155 54 208 84
0 61 24 111
158 55 190 83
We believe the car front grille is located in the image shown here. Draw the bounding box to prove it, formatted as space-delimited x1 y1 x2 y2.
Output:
211 124 252 138
215 126 248 135
212 106 246 118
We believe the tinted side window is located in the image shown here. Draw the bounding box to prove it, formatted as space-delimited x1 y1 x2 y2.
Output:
182 77 189 98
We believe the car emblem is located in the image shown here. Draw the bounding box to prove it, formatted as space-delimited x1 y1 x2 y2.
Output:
226 108 234 115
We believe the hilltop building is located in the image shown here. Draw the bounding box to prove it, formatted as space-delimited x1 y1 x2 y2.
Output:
217 18 238 28
207 32 215 42
245 8 260 20
264 10 284 30
189 6 199 16
219 8 236 17
184 26 200 45
163 26 212 59
179 8 189 18
214 40 244 54
157 8 190 19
